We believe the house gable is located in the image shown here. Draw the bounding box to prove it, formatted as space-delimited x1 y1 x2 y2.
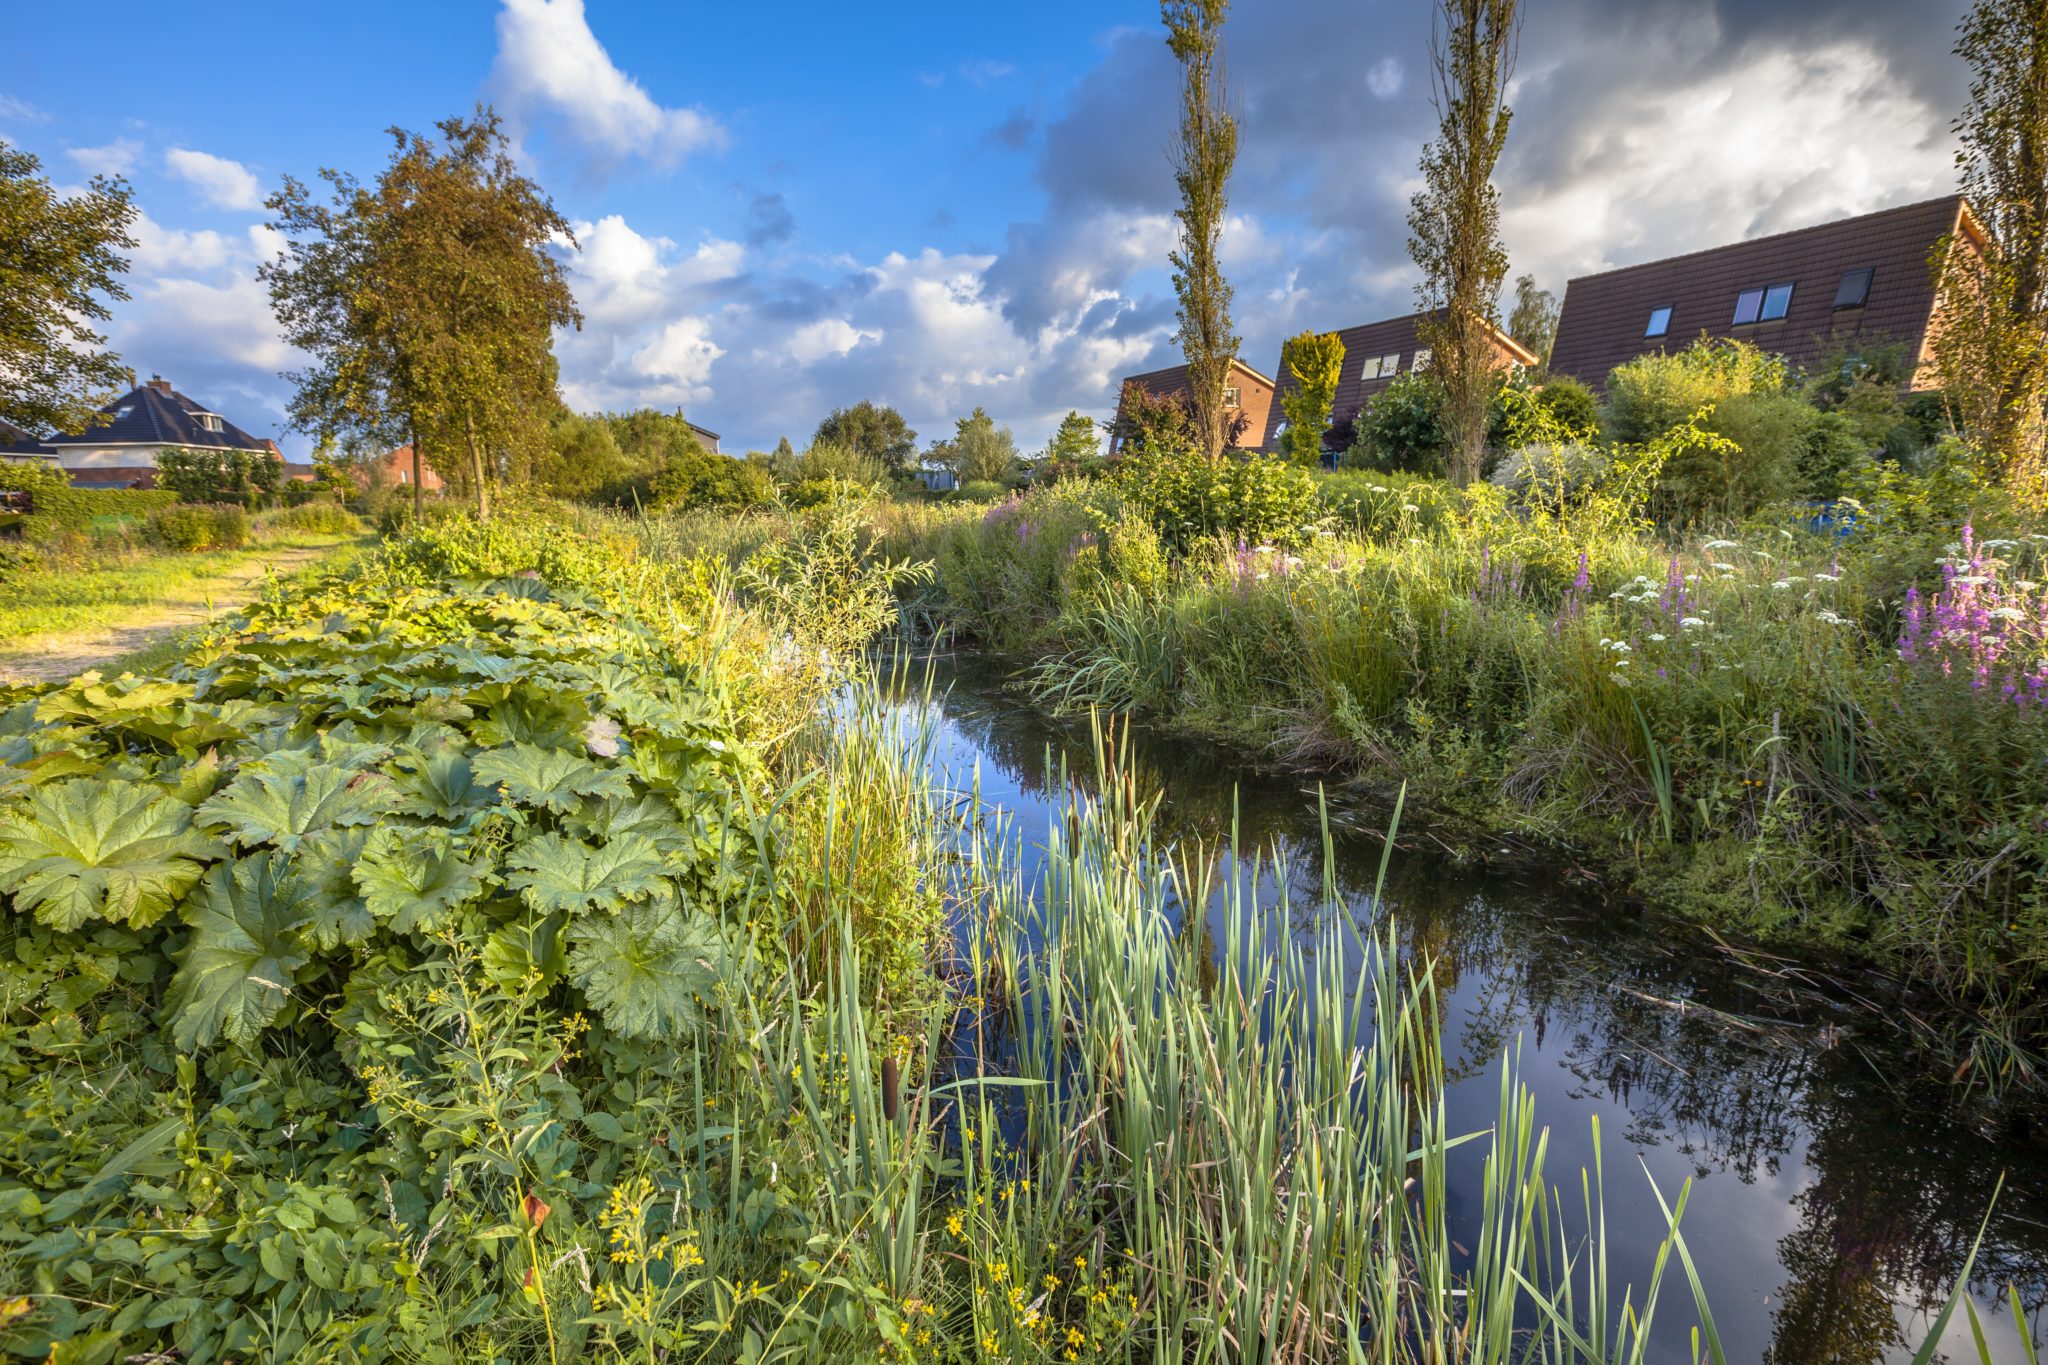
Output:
1107 357 1278 453
1548 195 1972 393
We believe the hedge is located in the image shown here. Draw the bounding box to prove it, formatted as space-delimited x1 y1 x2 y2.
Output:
0 463 178 539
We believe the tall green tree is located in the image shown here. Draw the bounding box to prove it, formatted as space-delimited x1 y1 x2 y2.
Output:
0 139 136 435
811 400 917 473
934 406 1019 484
1506 273 1558 369
1409 0 1519 486
264 108 581 519
1163 0 1240 460
1931 0 2048 496
1277 330 1346 465
1042 409 1102 476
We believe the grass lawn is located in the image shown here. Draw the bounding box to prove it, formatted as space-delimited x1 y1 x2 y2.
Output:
0 530 374 681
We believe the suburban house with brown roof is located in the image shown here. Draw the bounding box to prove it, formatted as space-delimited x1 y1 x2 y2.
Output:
1548 195 1984 393
1107 357 1276 455
32 375 276 488
1260 311 1538 454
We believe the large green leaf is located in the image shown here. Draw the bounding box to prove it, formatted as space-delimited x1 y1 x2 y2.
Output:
196 763 393 852
504 832 666 914
0 779 217 930
297 827 376 949
389 746 495 824
471 743 632 814
354 827 488 932
164 854 316 1048
567 900 726 1039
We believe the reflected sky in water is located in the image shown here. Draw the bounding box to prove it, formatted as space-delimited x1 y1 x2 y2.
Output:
900 664 2048 1365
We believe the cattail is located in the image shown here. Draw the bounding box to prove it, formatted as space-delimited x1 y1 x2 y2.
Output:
881 1054 900 1124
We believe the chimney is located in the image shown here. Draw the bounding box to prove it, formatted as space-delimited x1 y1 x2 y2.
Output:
147 374 172 395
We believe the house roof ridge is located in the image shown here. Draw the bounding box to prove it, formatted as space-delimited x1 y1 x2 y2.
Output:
1561 194 1967 287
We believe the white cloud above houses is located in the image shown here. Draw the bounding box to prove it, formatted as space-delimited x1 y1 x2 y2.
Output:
164 147 264 211
491 0 725 168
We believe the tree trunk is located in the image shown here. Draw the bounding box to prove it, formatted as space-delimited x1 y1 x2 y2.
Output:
463 409 490 521
410 427 423 522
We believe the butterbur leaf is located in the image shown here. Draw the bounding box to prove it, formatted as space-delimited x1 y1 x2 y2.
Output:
0 778 217 930
165 853 315 1049
568 900 725 1039
570 792 691 856
197 764 393 852
389 746 494 823
354 827 487 932
583 715 623 758
472 743 632 814
298 827 376 949
505 832 665 914
482 911 567 988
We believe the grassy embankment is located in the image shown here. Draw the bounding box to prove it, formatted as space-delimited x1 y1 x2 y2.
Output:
10 503 2032 1360
653 465 2048 1095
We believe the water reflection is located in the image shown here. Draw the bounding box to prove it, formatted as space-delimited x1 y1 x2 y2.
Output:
905 663 2048 1365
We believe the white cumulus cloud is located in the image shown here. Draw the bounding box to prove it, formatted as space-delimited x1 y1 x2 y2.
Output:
165 147 263 211
493 0 725 167
67 139 143 177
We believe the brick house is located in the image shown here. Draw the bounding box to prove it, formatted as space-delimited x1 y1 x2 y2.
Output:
354 444 446 493
1107 357 1277 455
1548 195 1985 393
1260 311 1538 454
30 375 276 488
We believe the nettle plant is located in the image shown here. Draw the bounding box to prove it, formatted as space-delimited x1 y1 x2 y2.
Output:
0 551 780 1358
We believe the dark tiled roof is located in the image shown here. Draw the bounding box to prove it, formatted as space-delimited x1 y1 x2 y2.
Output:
42 380 272 452
1260 311 1536 449
1548 196 1973 392
0 417 45 456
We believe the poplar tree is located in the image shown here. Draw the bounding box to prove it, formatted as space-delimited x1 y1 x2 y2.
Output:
1277 330 1346 465
1163 0 1240 460
1408 0 1519 486
265 108 581 519
1931 0 2048 496
1506 273 1558 369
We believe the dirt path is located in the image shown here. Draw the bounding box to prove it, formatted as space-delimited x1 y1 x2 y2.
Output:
0 544 337 685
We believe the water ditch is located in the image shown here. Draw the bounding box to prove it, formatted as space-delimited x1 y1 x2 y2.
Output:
892 659 2048 1364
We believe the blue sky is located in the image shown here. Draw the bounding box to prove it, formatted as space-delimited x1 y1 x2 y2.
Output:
5 0 1969 457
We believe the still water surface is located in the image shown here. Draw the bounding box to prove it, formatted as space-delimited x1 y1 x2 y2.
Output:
899 664 2047 1365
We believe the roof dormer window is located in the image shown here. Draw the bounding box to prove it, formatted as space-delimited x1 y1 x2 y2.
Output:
1833 267 1874 309
195 413 224 433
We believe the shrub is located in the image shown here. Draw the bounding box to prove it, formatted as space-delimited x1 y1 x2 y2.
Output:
1801 410 1875 500
1488 441 1616 511
1344 371 1448 475
259 501 363 536
146 504 221 550
145 503 251 551
1110 443 1321 551
1604 337 1787 444
1657 390 1812 521
156 446 285 506
647 443 775 510
1532 374 1600 439
0 461 177 543
956 478 1006 502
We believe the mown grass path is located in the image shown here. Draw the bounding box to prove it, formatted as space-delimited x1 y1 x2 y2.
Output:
0 533 370 683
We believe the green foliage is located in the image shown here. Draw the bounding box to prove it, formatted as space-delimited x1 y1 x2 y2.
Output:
1041 409 1102 479
1109 442 1321 551
146 503 250 552
0 460 175 543
258 500 362 536
0 138 137 435
156 446 284 506
1162 0 1240 458
647 441 774 511
1278 329 1346 464
812 400 918 473
956 478 1006 502
1657 390 1813 522
263 109 581 518
1507 272 1559 367
1532 374 1599 439
1604 336 1787 444
1346 370 1449 475
930 406 1021 485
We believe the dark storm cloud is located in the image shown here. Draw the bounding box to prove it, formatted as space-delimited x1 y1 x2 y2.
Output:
983 108 1037 152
